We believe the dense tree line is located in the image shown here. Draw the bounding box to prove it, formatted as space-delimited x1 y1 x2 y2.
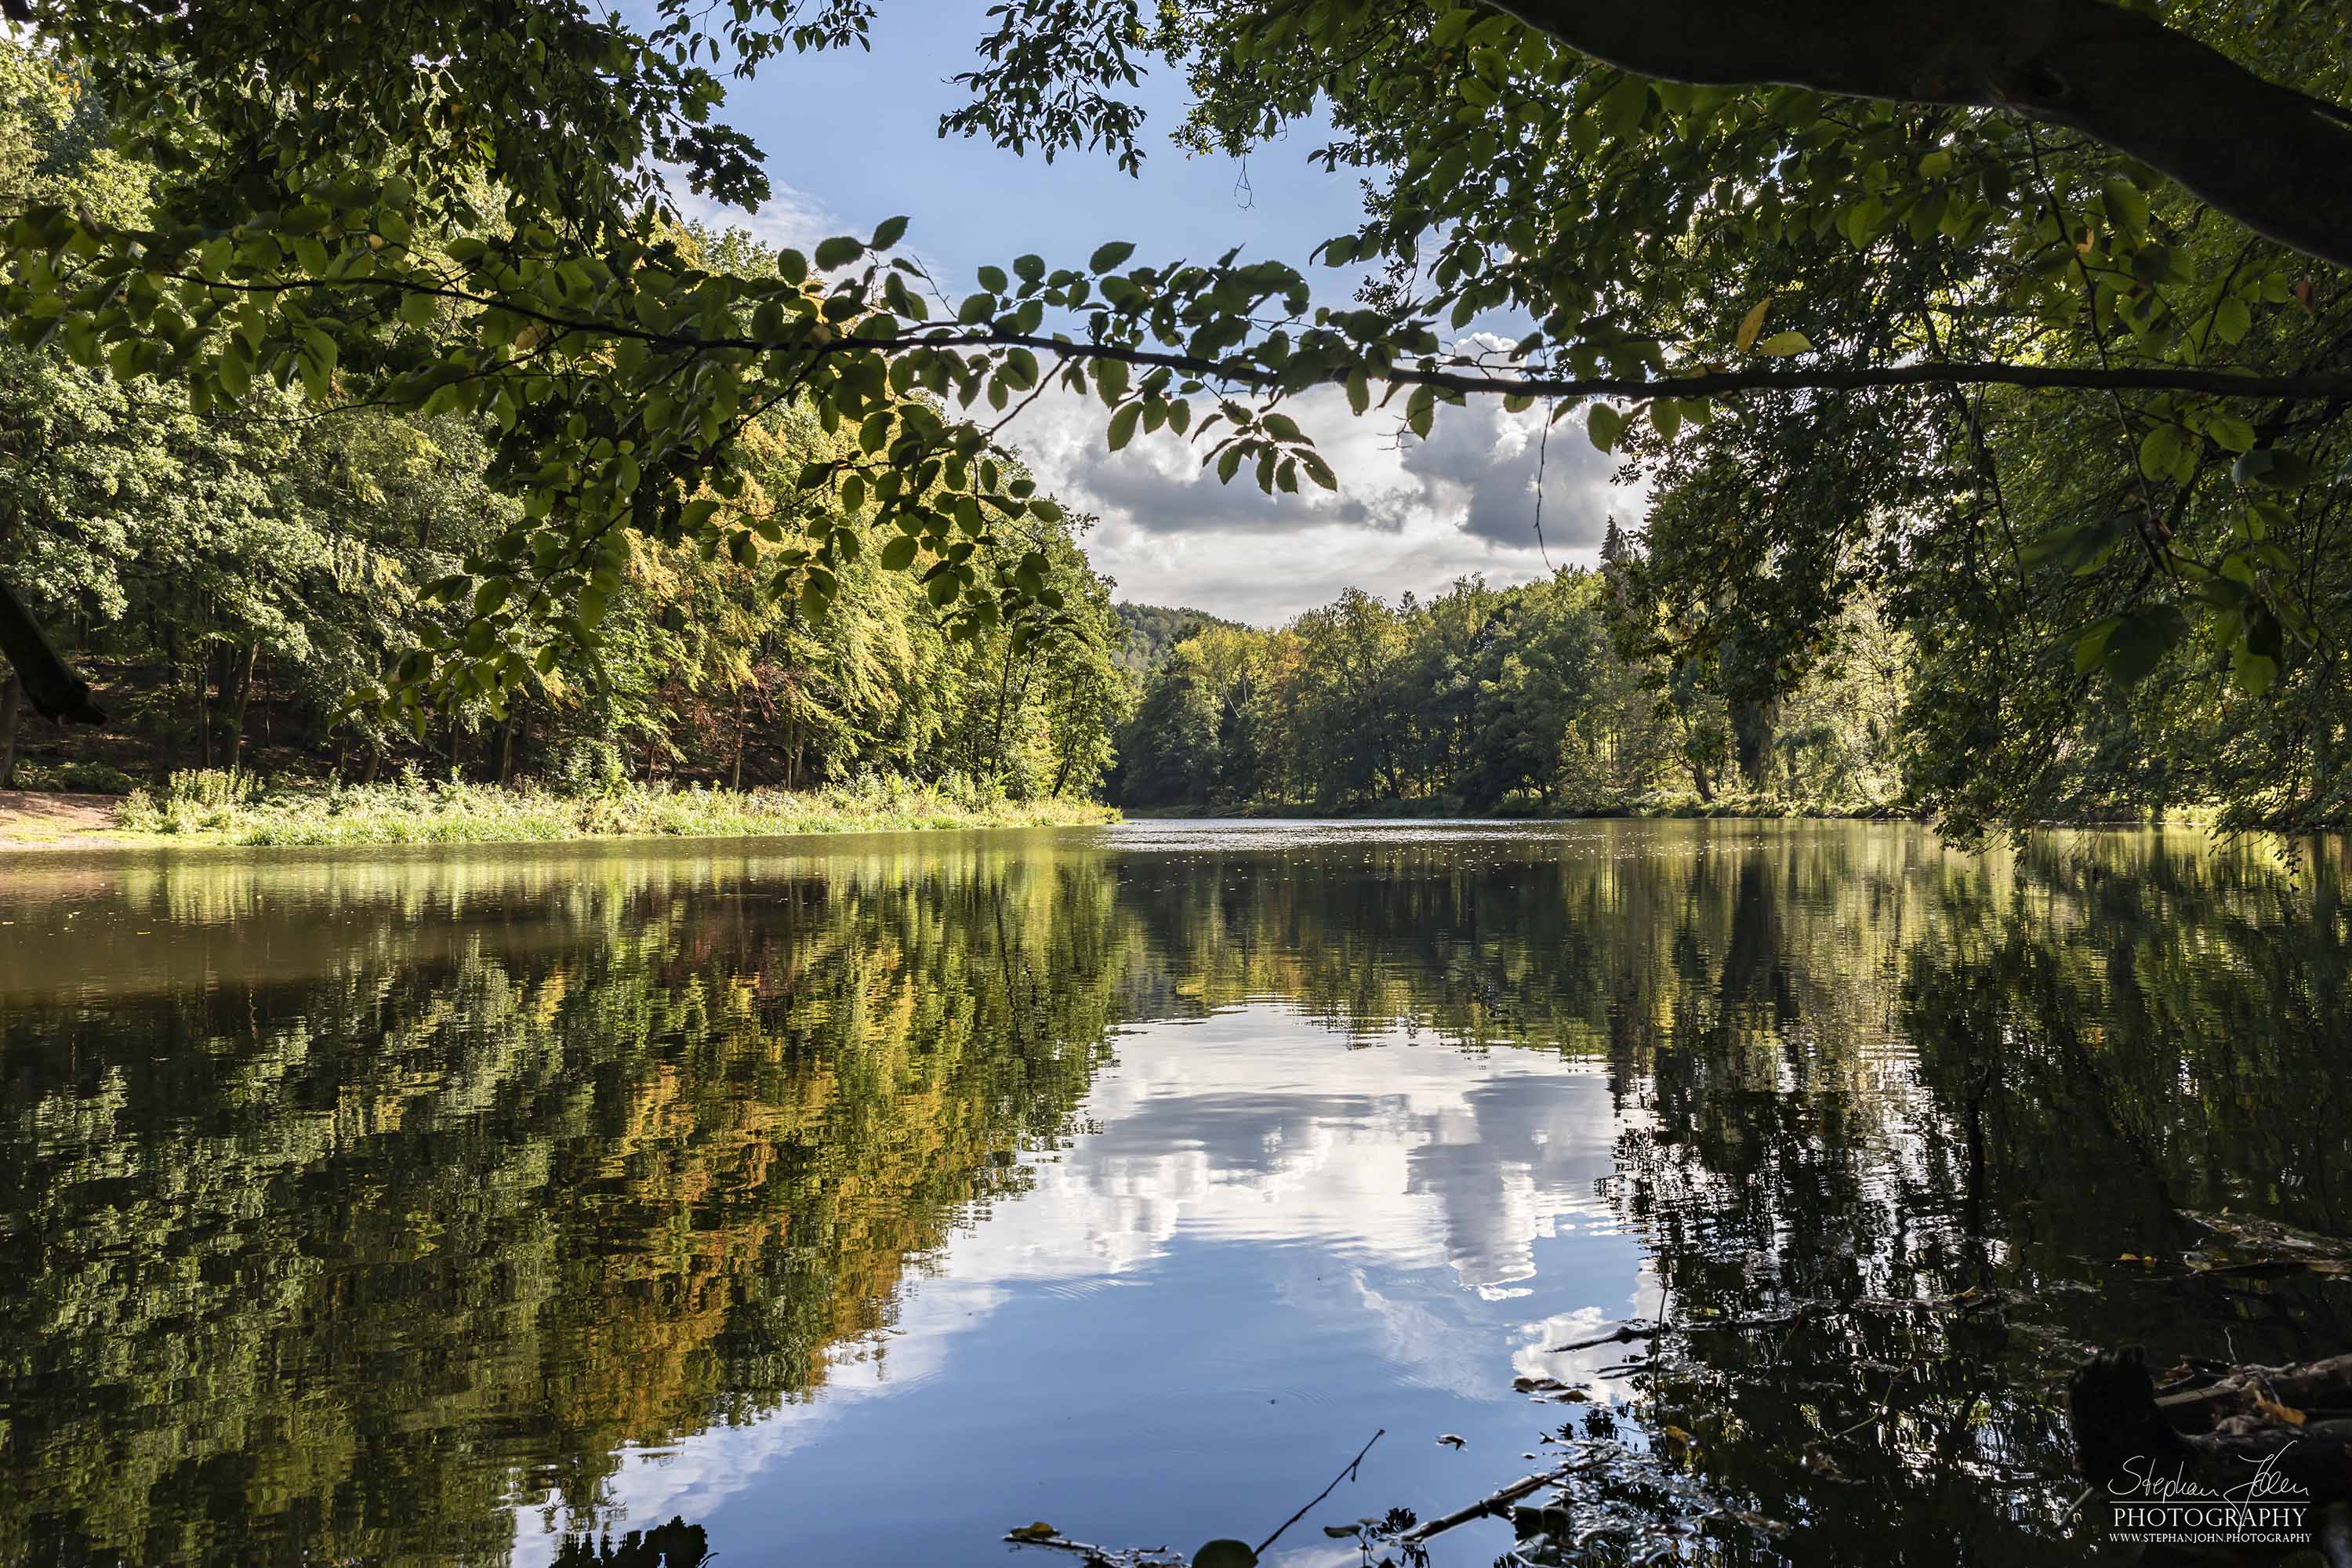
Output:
1114 558 1907 815
1112 602 1243 676
0 45 1129 800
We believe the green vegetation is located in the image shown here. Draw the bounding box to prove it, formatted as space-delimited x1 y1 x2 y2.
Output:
0 42 1133 815
1112 602 1245 676
103 768 1115 846
4 2 2352 834
1115 566 1906 815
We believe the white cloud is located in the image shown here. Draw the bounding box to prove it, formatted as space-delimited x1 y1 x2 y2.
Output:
637 186 1646 622
1004 372 1643 623
510 1004 1642 1559
659 165 844 258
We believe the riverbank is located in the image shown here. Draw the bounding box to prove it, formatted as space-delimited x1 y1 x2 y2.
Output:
0 779 1118 850
1127 796 1920 822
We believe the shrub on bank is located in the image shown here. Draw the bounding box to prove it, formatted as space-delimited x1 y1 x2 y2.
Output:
9 760 142 796
110 774 1116 846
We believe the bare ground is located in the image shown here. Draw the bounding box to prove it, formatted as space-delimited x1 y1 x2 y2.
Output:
0 790 126 849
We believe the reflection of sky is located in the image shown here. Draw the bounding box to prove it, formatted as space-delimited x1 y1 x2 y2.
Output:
514 1007 1650 1568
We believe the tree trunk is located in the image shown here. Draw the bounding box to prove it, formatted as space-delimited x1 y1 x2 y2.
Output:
223 638 259 777
1490 0 2352 270
196 652 213 771
1730 699 1773 793
499 715 517 786
0 673 20 789
1689 759 1715 803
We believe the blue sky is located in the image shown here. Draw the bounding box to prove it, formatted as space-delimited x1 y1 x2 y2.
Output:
666 0 1635 622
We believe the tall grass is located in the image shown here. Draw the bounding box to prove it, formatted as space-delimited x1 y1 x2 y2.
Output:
114 770 1117 847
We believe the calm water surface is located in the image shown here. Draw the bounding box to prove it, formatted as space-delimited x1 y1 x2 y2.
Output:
2 820 2347 1565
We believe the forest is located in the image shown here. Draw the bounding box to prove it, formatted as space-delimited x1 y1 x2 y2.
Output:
5 0 2352 840
1112 555 1908 816
0 42 1127 814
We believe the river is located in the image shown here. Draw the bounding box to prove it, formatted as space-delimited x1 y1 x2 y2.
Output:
2 820 2346 1565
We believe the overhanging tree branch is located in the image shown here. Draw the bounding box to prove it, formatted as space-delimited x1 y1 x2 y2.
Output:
0 574 106 724
154 271 2352 403
1483 0 2352 270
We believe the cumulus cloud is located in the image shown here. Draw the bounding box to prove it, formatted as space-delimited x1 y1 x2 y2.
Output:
1005 369 1642 623
659 165 846 258
514 1005 1642 1559
631 196 1645 620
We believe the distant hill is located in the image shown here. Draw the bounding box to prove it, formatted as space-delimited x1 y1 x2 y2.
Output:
1113 603 1243 673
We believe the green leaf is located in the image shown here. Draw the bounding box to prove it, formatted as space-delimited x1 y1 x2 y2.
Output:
1587 402 1625 452
2072 615 2124 676
2213 296 2252 346
869 215 909 250
958 292 996 324
1650 399 1681 439
2138 425 2186 481
2232 644 2279 696
1755 330 1811 357
1406 386 1434 439
1089 241 1136 273
1734 296 1769 353
1599 77 1648 140
2019 518 2116 572
1192 1542 1258 1568
1107 401 1141 452
2207 415 2257 454
1345 368 1370 416
977 264 1008 292
813 235 863 270
2100 176 2150 243
2103 605 2187 685
880 535 917 571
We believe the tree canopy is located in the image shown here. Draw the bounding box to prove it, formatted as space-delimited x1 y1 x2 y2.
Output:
2 0 2349 824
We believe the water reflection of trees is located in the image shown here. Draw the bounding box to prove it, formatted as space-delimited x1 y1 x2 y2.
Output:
1 847 1132 1566
1114 825 2350 1562
2 826 2344 1564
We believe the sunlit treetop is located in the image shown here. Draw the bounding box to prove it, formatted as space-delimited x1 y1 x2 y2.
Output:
1 0 2347 725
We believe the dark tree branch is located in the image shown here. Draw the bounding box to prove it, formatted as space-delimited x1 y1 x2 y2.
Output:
171 272 2352 402
1483 0 2352 270
0 575 105 725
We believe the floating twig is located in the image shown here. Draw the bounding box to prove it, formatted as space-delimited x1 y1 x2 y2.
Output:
1254 1428 1385 1557
1397 1460 1606 1546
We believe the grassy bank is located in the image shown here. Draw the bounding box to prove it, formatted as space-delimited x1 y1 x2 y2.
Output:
4 773 1118 849
1127 793 1919 822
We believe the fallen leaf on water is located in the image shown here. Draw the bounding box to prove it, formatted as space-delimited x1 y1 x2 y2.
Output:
1007 1523 1058 1542
2252 1395 2307 1428
1193 1540 1258 1568
1661 1425 1693 1444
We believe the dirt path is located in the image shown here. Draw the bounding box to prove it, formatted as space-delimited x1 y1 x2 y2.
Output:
0 790 126 849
